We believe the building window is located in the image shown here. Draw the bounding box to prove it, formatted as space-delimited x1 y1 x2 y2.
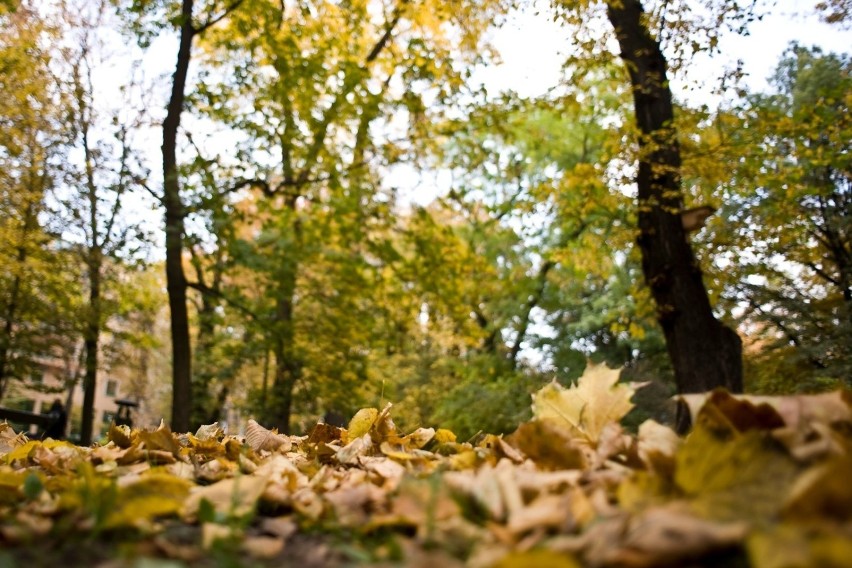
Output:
102 411 115 425
105 380 117 397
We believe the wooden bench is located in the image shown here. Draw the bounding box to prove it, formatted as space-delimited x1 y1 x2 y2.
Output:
0 407 59 437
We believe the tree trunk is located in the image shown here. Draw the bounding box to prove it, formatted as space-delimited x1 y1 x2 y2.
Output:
605 0 743 430
79 268 99 445
162 0 197 434
266 259 300 434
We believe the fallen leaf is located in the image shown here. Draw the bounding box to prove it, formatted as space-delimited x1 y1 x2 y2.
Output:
241 535 284 559
675 420 801 522
245 420 291 453
105 472 192 529
748 524 852 568
137 421 182 456
184 472 270 519
507 420 586 471
347 408 379 440
532 363 639 443
494 549 580 568
637 419 680 478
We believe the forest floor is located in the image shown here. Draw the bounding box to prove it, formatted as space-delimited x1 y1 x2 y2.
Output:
1 365 850 568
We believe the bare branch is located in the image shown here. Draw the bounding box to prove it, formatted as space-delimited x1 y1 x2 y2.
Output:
195 0 245 34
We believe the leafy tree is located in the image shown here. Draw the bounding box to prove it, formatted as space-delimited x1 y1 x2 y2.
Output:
0 4 79 401
182 0 510 432
550 1 764 430
116 0 246 432
55 1 152 444
704 45 851 390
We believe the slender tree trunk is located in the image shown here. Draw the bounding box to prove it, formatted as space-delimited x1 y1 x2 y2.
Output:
605 0 743 430
510 260 554 368
162 0 197 433
80 257 100 445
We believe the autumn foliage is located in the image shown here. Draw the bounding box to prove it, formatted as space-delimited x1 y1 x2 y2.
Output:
1 365 850 567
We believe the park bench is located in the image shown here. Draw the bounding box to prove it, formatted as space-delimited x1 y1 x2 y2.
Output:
0 406 60 438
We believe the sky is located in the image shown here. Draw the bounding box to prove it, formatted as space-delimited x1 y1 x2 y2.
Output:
391 0 850 205
91 0 850 242
478 0 849 101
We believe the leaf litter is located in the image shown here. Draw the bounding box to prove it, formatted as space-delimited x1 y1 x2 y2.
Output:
0 363 850 567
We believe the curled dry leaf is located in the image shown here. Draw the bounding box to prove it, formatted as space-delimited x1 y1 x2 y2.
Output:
679 390 852 430
245 419 292 453
336 433 372 465
137 420 182 456
402 427 435 449
194 423 224 441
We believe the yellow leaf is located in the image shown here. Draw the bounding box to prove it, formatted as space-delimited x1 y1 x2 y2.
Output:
434 429 457 444
495 550 580 568
108 423 134 448
748 525 852 568
0 469 27 505
105 472 192 529
675 421 800 523
531 363 637 443
137 420 182 456
347 408 379 440
4 440 40 464
506 421 586 471
195 423 224 441
402 427 435 449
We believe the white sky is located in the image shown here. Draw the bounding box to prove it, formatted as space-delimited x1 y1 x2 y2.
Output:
478 0 849 99
394 1 850 205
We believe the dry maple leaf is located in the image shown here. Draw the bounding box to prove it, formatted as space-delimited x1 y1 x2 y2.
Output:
532 362 640 443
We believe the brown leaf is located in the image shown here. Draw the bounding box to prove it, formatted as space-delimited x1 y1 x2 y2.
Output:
246 420 292 453
679 390 852 431
137 420 182 456
784 453 852 522
637 419 680 478
507 421 587 471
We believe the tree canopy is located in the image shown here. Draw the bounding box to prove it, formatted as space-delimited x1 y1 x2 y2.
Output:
0 0 848 440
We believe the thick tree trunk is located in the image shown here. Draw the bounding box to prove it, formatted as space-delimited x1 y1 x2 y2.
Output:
266 261 300 434
192 290 218 429
163 0 197 434
605 0 743 430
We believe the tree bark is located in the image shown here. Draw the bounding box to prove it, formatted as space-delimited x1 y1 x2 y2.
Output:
266 244 300 434
605 0 743 430
79 254 100 446
162 0 197 433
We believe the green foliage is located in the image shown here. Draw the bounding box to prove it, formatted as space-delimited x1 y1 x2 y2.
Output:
0 4 83 399
690 44 852 390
